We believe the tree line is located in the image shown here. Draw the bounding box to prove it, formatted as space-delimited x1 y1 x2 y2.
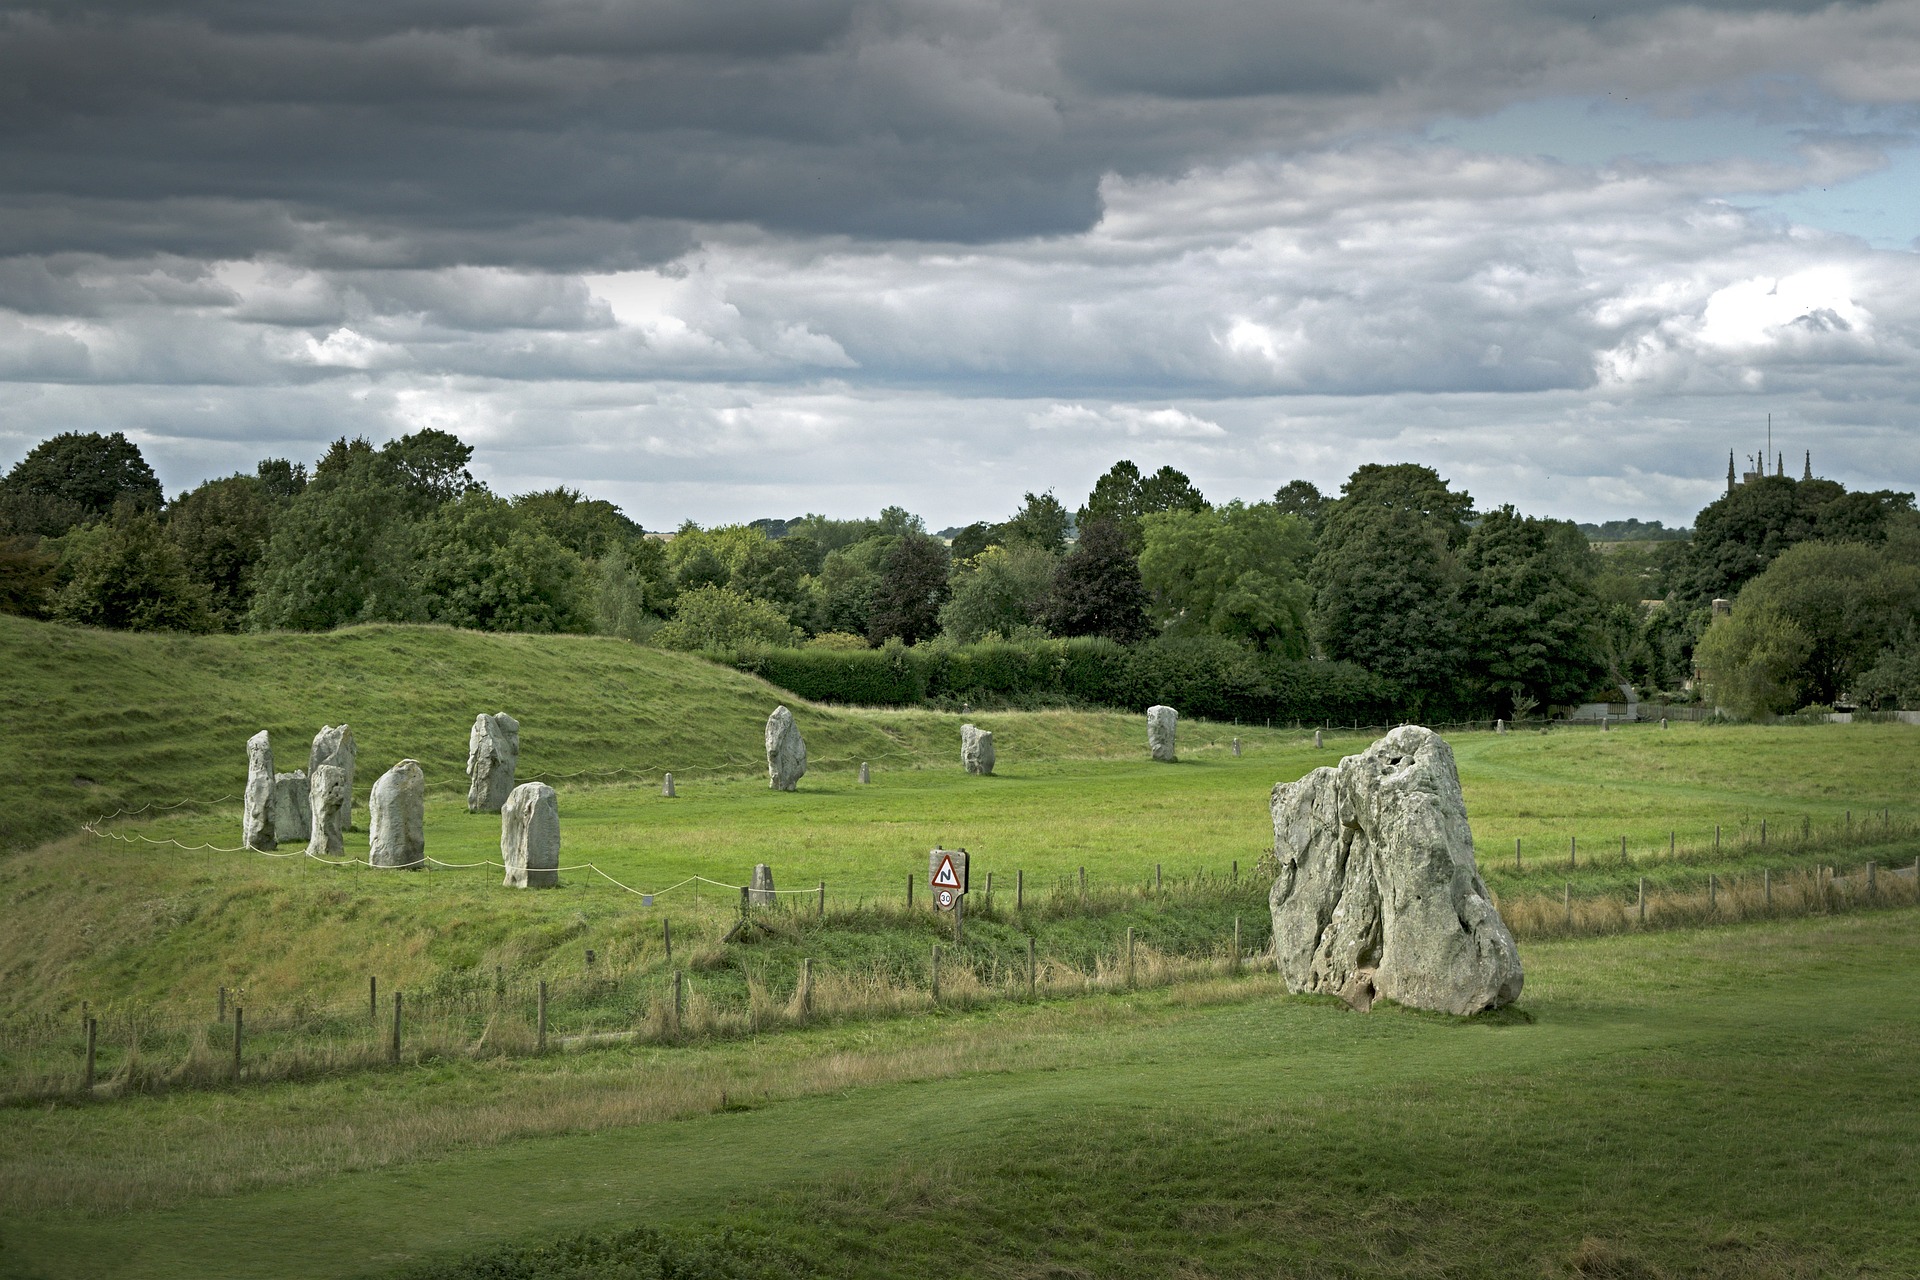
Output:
1 430 1915 718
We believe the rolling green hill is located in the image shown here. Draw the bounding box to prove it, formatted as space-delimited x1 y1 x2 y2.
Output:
0 615 1145 854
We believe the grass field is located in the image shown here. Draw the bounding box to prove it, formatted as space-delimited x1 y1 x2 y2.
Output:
2 911 1916 1278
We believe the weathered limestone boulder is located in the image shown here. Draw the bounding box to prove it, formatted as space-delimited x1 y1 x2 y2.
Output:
859 762 870 784
1495 719 1507 734
748 863 777 905
1267 725 1523 1016
369 759 426 869
961 724 995 775
243 731 277 850
465 713 520 814
1232 737 1242 758
272 770 311 843
501 782 560 888
662 772 676 797
766 706 807 791
306 764 349 858
1147 706 1177 763
309 725 356 832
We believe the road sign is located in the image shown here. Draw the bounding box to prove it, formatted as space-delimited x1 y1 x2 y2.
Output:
927 847 969 909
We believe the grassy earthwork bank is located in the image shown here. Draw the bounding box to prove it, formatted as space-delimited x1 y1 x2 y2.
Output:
2 911 1918 1278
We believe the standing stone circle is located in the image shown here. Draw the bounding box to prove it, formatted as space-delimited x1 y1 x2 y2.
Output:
749 863 777 905
272 769 312 843
1267 725 1523 1016
766 706 807 791
306 764 349 858
501 782 560 888
1147 706 1177 763
309 725 356 832
662 772 676 797
466 713 520 814
961 724 995 776
369 759 427 869
243 730 277 850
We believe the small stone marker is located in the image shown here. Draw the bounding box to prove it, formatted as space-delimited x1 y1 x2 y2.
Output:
306 764 349 858
1147 706 1177 763
501 782 560 888
928 847 970 912
748 863 777 905
1232 737 1241 757
272 769 311 843
765 705 807 791
1313 729 1323 749
662 772 676 797
309 725 356 832
859 762 871 784
243 730 277 850
465 712 520 814
1495 719 1506 734
369 759 426 869
1661 717 1669 730
961 723 995 775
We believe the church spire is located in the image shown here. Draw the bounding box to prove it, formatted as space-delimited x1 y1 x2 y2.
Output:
1728 451 1736 495
1803 450 1812 481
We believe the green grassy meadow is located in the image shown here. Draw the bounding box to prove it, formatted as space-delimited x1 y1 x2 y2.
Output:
3 912 1917 1278
4 619 1920 1278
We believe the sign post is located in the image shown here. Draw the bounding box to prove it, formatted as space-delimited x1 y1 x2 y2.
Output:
928 847 969 942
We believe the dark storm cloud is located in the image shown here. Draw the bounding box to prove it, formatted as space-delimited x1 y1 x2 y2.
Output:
10 0 1914 267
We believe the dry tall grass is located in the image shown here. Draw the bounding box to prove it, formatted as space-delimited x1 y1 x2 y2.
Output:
1497 862 1920 940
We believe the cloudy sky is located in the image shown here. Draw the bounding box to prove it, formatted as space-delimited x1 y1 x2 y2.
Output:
3 0 1919 530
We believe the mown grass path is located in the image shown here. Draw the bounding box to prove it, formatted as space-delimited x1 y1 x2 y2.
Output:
4 911 1916 1279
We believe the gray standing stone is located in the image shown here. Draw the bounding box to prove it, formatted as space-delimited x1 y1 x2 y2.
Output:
369 759 426 869
961 724 995 776
1232 737 1242 757
1147 706 1177 763
309 725 356 833
465 713 520 814
748 863 777 905
766 706 807 791
1661 717 1669 730
272 770 311 843
1267 725 1523 1016
1313 729 1323 749
662 772 676 797
859 762 870 784
1495 719 1506 734
501 782 560 888
306 764 349 858
243 730 277 850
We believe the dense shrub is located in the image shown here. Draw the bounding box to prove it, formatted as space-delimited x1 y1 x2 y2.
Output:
727 632 1404 723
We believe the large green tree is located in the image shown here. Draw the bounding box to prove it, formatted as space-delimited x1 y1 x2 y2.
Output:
166 475 273 629
1 431 163 536
513 488 644 559
653 584 800 651
52 507 212 632
248 449 419 631
1138 501 1313 655
1695 541 1920 715
411 491 590 633
1681 475 1914 605
1043 519 1150 644
1309 464 1473 710
1077 460 1207 549
1456 506 1606 713
993 491 1073 554
938 543 1057 642
868 531 950 644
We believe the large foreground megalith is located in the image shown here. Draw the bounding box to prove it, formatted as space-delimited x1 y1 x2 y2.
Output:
272 769 311 843
466 712 520 813
243 730 276 850
1147 705 1177 763
369 759 426 869
961 724 995 776
306 764 349 858
766 706 806 791
501 781 560 888
1267 725 1523 1016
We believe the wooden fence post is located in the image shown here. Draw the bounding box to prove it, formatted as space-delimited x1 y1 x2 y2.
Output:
538 980 549 1051
799 958 813 1017
1016 869 1024 909
1764 867 1772 909
217 985 226 1023
390 992 402 1065
1233 916 1242 972
907 873 913 909
1761 819 1767 847
1564 882 1572 930
1126 927 1135 988
1231 859 1238 883
1637 877 1646 924
369 975 377 1024
84 1015 97 1091
1515 838 1521 872
817 880 825 916
1026 936 1036 997
1715 824 1721 851
231 1007 242 1081
1669 831 1675 857
986 871 993 904
931 945 941 1003
1620 835 1627 863
1570 836 1577 869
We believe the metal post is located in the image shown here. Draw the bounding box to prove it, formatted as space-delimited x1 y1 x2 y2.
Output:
390 992 402 1065
538 980 549 1051
84 1016 97 1091
930 945 941 1002
1026 936 1036 997
231 1007 242 1080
